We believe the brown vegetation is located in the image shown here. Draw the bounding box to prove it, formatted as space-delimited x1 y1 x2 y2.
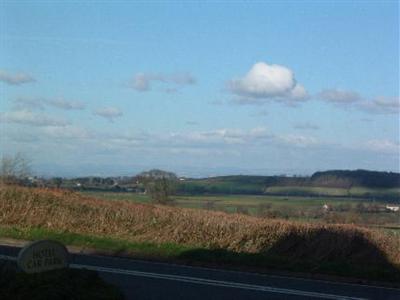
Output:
1 185 399 268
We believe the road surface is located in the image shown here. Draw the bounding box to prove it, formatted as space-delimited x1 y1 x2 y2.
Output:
1 244 399 299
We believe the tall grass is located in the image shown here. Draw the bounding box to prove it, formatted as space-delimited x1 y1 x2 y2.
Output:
1 185 399 270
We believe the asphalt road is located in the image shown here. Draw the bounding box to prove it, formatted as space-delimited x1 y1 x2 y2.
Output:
1 244 399 300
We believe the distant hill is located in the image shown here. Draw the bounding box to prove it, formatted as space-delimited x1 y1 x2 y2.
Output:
41 169 400 200
310 170 400 188
136 169 178 180
176 170 400 200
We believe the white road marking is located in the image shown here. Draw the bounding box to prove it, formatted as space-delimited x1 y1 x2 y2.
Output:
70 263 368 300
73 251 400 292
0 254 16 261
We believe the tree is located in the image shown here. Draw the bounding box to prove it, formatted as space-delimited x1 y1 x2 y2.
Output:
0 153 31 185
145 178 176 204
136 170 177 204
51 177 63 188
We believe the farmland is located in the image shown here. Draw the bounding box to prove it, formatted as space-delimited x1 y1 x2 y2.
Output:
1 185 400 282
81 191 400 230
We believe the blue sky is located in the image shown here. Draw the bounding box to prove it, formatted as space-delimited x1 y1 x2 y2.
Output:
1 1 399 177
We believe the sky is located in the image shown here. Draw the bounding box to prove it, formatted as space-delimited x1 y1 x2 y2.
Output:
0 1 399 177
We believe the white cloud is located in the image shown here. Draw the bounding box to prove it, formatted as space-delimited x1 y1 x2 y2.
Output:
279 134 319 147
13 97 86 111
46 98 86 110
228 62 308 105
365 139 400 154
0 70 36 85
288 84 308 100
12 123 399 176
130 72 196 92
318 89 362 104
360 96 400 114
132 73 151 91
317 89 399 115
166 127 273 146
0 110 69 127
143 127 319 150
93 107 123 122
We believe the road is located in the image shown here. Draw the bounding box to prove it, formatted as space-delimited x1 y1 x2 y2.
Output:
1 244 399 300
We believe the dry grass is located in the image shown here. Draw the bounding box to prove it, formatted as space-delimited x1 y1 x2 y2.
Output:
1 185 399 267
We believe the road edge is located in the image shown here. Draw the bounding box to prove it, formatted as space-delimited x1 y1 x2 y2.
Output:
1 237 399 289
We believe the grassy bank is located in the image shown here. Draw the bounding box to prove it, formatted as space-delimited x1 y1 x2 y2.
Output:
1 225 399 283
0 226 192 259
1 185 400 282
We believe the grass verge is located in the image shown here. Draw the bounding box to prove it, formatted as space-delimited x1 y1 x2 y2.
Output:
0 225 193 259
1 225 399 284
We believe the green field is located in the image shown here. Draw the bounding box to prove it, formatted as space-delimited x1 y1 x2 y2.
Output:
265 186 400 198
82 191 359 208
176 174 400 200
81 191 400 228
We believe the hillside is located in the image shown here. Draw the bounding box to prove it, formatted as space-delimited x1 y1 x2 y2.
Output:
36 170 400 200
176 170 400 199
310 170 400 188
1 185 399 281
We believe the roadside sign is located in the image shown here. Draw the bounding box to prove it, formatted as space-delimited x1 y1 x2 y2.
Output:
17 240 69 273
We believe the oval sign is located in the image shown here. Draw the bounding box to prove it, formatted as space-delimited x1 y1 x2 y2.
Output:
17 240 69 273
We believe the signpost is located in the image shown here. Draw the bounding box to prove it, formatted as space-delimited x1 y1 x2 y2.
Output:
17 240 69 273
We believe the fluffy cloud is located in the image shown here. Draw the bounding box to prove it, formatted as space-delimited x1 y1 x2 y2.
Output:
0 70 36 85
13 97 86 111
130 72 196 92
0 110 69 127
93 107 123 122
228 62 308 105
